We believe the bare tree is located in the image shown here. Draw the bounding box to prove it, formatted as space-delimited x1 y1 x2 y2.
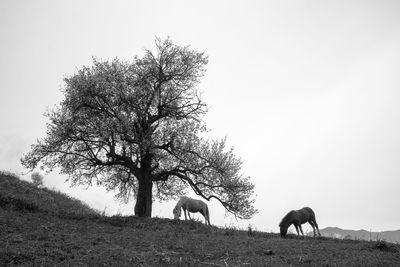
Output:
21 38 257 219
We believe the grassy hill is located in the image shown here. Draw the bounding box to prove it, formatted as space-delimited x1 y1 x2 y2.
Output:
1 171 400 266
0 171 99 217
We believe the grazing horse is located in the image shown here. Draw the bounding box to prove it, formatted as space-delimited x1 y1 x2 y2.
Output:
279 207 321 238
173 196 211 225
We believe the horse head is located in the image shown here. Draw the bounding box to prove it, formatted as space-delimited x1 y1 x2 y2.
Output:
280 225 288 238
173 206 181 220
279 221 288 238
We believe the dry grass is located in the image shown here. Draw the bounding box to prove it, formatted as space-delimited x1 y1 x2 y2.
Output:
1 172 400 266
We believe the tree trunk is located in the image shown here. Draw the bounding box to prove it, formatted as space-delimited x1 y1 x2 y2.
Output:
134 174 153 217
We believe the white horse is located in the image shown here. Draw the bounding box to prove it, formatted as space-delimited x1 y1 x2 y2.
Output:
173 196 211 225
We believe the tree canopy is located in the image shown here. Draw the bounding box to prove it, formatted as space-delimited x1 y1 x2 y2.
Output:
22 38 257 219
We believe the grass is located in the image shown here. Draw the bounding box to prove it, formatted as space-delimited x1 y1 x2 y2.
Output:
0 171 99 217
1 171 400 266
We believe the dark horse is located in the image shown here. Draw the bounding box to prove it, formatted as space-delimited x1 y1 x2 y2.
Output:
279 207 321 238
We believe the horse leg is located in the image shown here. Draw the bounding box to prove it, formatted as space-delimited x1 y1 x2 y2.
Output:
187 211 191 220
204 208 210 226
309 221 316 237
299 225 305 237
183 209 188 220
313 219 321 236
294 225 300 236
199 209 205 223
206 210 210 226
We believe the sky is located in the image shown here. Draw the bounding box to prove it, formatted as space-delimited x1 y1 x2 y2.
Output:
1 0 399 233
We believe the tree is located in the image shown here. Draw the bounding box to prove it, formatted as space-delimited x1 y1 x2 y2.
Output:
31 172 44 188
21 38 257 219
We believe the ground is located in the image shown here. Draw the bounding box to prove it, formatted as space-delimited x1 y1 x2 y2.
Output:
1 172 400 266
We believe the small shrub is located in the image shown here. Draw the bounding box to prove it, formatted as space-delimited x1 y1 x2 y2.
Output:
31 172 44 188
224 226 236 236
373 240 398 253
247 225 254 237
344 234 353 240
101 206 108 216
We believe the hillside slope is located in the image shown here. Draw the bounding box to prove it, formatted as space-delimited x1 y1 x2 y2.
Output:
0 171 98 217
1 172 400 266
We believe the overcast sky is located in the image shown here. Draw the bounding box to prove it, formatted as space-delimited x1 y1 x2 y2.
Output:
1 0 399 232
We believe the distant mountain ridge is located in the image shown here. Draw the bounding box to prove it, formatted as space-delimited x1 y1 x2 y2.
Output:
319 227 400 243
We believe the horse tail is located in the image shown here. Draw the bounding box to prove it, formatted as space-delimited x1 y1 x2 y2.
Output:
309 208 317 223
313 213 319 227
308 208 320 229
308 207 321 236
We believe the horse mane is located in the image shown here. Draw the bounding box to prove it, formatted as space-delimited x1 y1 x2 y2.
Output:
174 196 186 209
279 210 295 227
